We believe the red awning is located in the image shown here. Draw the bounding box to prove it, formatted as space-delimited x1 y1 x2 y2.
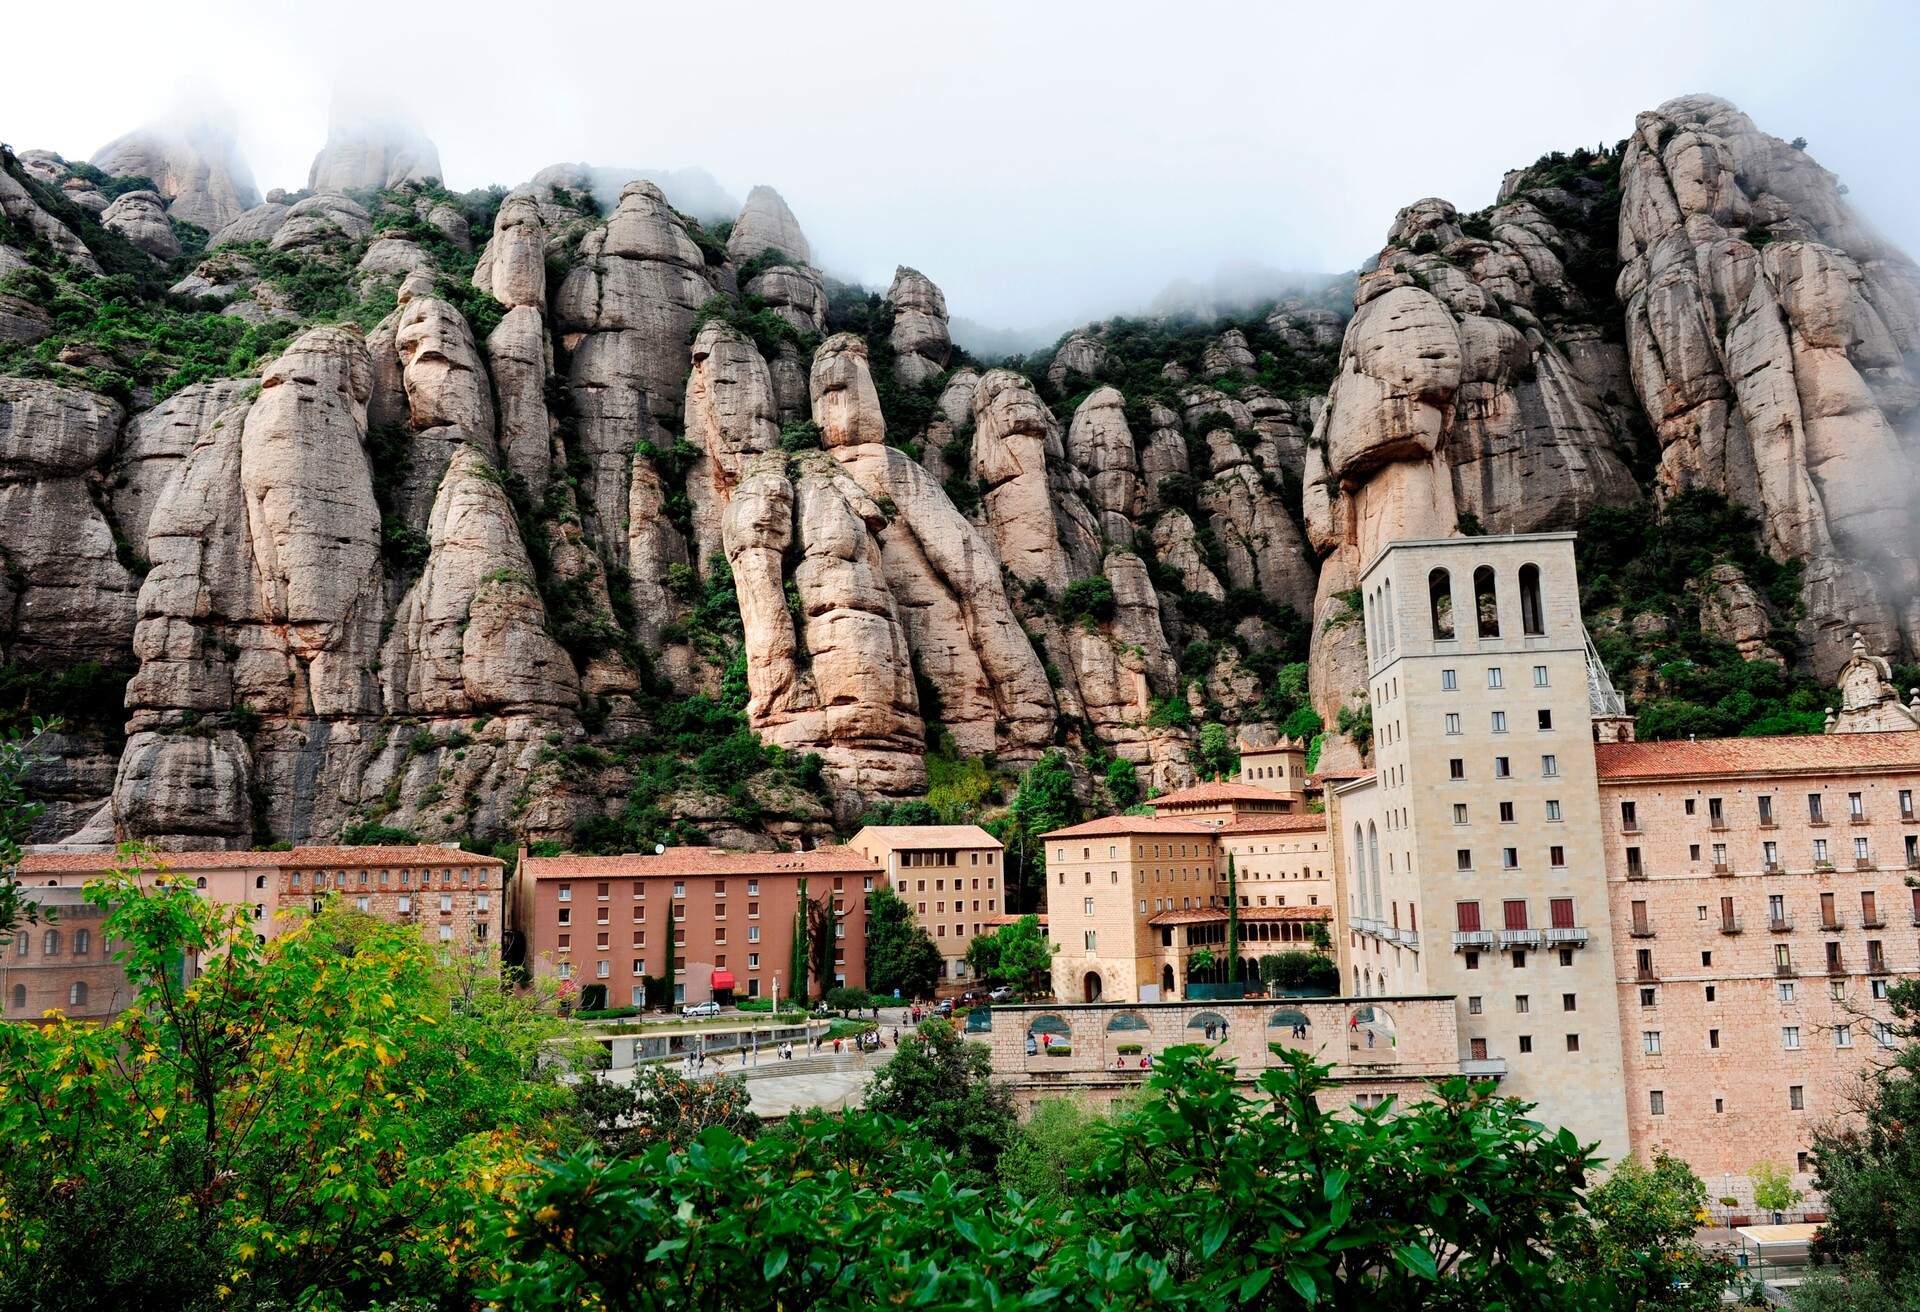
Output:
710 970 736 990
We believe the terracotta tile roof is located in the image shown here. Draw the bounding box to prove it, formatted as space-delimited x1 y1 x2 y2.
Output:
20 844 500 874
1220 814 1330 835
1038 815 1222 840
984 912 1046 926
845 824 1002 850
520 845 879 879
1150 781 1298 807
1147 905 1332 926
1595 731 1920 782
1311 769 1373 785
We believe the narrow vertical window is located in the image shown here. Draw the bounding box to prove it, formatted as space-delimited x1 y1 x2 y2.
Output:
1474 566 1500 638
1429 567 1454 640
1518 563 1544 635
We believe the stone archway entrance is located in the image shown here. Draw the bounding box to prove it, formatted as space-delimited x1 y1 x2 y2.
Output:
1083 971 1104 1003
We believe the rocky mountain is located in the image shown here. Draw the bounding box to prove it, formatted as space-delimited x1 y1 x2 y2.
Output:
1 93 1916 866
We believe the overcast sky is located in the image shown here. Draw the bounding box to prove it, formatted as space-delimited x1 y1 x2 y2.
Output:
7 0 1920 339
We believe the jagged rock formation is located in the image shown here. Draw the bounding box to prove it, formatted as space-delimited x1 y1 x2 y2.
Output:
886 267 951 387
309 113 443 192
1618 94 1920 676
1303 176 1646 734
90 124 260 232
99 190 178 263
6 94 1919 851
727 185 811 265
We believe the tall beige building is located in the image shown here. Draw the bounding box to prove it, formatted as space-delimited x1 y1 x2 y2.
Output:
1337 532 1630 1162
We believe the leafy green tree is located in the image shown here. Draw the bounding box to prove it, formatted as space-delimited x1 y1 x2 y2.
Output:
1188 947 1216 977
0 721 53 948
1259 950 1341 993
1225 854 1240 984
825 985 873 1015
1556 1150 1732 1310
0 856 583 1309
1751 1159 1802 1218
1002 749 1080 908
966 914 1055 990
998 1096 1108 1206
848 1017 1016 1178
1805 979 1920 1305
789 876 810 1001
1193 721 1237 779
810 888 837 994
571 1065 759 1156
483 1046 1614 1310
863 887 940 999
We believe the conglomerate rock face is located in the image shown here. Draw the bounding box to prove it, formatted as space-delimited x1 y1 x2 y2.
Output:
1617 94 1920 677
4 93 1919 849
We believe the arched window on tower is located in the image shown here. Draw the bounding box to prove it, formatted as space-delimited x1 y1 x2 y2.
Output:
1474 566 1500 638
1383 578 1397 653
1519 563 1545 636
1429 568 1454 640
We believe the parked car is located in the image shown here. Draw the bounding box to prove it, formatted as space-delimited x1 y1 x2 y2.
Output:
935 997 955 1017
960 987 992 1006
681 1000 722 1018
988 986 1014 1001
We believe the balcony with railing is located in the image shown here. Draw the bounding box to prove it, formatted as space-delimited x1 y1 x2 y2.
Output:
1868 951 1891 976
1713 862 1733 877
1719 916 1743 935
1775 961 1798 978
1635 964 1658 982
1499 928 1544 950
1769 915 1794 933
1545 926 1589 948
1628 922 1656 939
1826 954 1848 977
1452 930 1495 952
1820 915 1845 932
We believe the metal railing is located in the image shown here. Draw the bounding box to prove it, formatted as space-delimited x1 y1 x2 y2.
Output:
1451 930 1494 952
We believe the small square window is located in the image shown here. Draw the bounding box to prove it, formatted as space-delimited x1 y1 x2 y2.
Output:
1532 665 1549 687
1494 757 1511 779
1562 993 1576 1011
1499 801 1515 823
1537 709 1553 731
1449 758 1466 780
1649 1091 1665 1116
1565 1034 1580 1052
1441 668 1458 691
1456 849 1473 871
1468 995 1483 1015
1518 1035 1533 1053
1789 1084 1805 1111
1487 668 1504 689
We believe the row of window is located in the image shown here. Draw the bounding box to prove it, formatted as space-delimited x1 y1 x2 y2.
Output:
12 928 96 957
1630 935 1898 977
897 850 997 867
1454 898 1580 932
287 866 490 890
1638 977 1894 1008
1624 834 1920 875
892 876 999 893
1448 754 1560 780
7 981 92 1010
1443 709 1555 734
1620 789 1918 830
557 898 799 925
1628 889 1908 933
1438 664 1552 692
1639 1022 1893 1056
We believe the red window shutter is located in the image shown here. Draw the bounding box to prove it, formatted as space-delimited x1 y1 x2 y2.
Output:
1455 901 1481 932
1503 899 1528 931
1549 897 1574 929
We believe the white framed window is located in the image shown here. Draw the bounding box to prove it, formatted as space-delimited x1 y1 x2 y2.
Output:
1643 1031 1661 1055
1441 669 1458 691
1444 713 1461 735
1532 665 1549 687
1540 755 1559 778
1545 800 1561 821
557 885 572 902
1491 711 1508 734
440 894 453 913
1453 803 1468 824
1835 1025 1854 1048
398 895 411 913
1487 668 1504 690
1778 981 1796 1002
476 893 490 911
1783 1026 1802 1050
438 924 453 942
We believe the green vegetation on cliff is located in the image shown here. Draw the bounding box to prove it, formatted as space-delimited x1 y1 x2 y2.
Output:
1579 491 1827 739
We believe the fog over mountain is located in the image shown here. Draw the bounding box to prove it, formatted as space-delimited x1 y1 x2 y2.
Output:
7 0 1920 338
